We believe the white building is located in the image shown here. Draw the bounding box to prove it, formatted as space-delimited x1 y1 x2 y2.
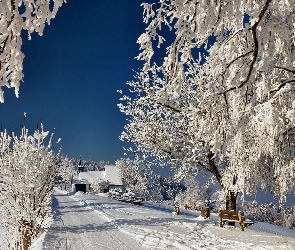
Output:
75 165 124 193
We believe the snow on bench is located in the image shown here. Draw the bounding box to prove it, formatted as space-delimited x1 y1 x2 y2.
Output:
121 192 135 203
118 193 144 206
132 197 144 206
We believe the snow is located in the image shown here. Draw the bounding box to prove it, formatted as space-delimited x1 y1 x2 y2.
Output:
77 165 123 186
26 188 295 249
29 232 47 250
79 171 106 184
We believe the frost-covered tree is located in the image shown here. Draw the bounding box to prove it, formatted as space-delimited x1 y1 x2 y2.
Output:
175 177 211 210
57 156 75 190
0 0 66 102
0 125 61 250
82 160 109 172
116 157 162 201
70 158 108 172
120 0 295 206
119 71 232 203
159 176 185 203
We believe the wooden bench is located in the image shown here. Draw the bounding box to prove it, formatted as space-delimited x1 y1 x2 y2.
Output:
218 210 253 231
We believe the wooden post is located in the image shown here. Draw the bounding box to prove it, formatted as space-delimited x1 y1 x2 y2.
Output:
201 207 210 219
174 202 180 215
175 206 179 215
238 211 245 231
218 210 223 228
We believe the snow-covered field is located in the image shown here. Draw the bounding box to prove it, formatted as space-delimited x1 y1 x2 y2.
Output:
25 188 295 249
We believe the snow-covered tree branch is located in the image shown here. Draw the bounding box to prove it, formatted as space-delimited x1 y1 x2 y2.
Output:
57 156 75 190
0 0 66 102
116 157 162 201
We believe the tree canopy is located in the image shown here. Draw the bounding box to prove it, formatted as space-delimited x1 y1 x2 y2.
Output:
119 0 295 202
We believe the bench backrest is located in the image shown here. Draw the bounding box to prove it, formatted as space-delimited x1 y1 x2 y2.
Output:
218 210 244 221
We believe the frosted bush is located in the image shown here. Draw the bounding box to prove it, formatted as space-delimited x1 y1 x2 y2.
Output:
0 125 60 250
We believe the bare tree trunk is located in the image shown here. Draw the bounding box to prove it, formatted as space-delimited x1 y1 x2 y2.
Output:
226 191 238 210
205 152 239 226
226 191 238 226
21 219 33 250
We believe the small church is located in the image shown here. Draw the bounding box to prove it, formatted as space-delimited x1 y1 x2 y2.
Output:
74 165 124 193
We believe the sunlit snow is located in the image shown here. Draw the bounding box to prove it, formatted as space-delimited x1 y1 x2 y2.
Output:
23 188 295 250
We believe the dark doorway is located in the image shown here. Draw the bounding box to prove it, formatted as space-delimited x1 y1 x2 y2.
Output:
75 184 86 193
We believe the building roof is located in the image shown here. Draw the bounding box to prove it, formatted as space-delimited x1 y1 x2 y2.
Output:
78 171 106 184
104 165 123 186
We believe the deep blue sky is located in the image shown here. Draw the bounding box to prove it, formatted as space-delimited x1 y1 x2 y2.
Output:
0 0 148 164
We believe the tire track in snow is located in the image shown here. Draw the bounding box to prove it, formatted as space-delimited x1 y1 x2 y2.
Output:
43 191 295 250
42 193 145 250
72 194 295 250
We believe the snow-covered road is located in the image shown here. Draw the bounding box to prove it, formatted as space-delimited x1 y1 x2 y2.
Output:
41 193 144 250
37 190 295 250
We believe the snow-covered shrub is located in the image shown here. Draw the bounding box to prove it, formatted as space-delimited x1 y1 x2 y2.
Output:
91 177 108 194
244 201 295 229
245 202 282 225
0 125 60 250
284 208 295 229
